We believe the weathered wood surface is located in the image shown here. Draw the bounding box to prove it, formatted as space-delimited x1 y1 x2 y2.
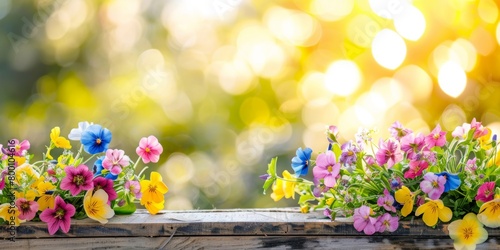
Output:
2 208 500 249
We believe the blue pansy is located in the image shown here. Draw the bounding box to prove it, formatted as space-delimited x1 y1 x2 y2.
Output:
93 156 117 180
81 124 112 154
436 172 461 192
291 147 312 177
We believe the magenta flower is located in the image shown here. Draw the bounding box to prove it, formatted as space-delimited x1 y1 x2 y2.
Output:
102 149 130 176
425 124 446 148
93 177 117 202
353 205 378 235
0 170 7 190
39 196 76 235
475 182 495 202
377 189 396 212
389 121 412 140
375 139 403 168
420 173 446 200
375 213 399 233
136 135 163 163
404 159 429 179
60 164 94 196
125 180 142 199
16 198 39 221
400 133 425 160
313 151 341 187
2 139 30 156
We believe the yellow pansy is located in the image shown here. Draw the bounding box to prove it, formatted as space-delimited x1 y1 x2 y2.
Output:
477 198 500 228
50 127 72 149
56 154 75 169
478 128 492 150
415 199 452 227
140 171 169 204
448 213 488 250
395 186 414 217
15 163 40 187
487 148 500 167
0 203 25 226
140 199 164 215
83 189 115 224
14 190 38 200
37 181 56 211
270 170 296 202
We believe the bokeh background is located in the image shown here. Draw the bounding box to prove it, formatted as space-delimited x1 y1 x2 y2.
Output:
1 0 500 209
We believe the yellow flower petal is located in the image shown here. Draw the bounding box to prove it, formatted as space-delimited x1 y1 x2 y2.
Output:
50 127 61 142
0 204 25 226
395 186 414 217
438 206 453 223
448 213 488 249
477 198 500 228
270 179 284 202
84 190 115 224
140 199 164 215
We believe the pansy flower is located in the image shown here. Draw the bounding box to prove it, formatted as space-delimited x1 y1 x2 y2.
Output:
436 172 461 192
375 213 399 233
353 205 378 235
477 197 500 228
395 186 414 217
271 170 296 201
140 199 164 215
39 196 76 235
291 147 312 177
313 151 341 188
377 189 396 212
84 189 115 224
475 182 495 203
339 141 359 166
125 180 142 199
16 198 39 221
404 159 429 179
102 149 130 176
448 213 488 250
60 164 94 196
68 121 92 141
415 199 452 226
420 172 446 200
375 138 403 168
81 124 112 154
140 171 169 204
93 177 117 202
425 124 447 148
389 121 412 140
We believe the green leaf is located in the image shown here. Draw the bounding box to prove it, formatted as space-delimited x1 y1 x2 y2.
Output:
262 177 276 195
267 157 277 177
299 194 315 204
332 143 342 159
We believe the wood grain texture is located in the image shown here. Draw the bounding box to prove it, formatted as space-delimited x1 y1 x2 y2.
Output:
1 209 499 249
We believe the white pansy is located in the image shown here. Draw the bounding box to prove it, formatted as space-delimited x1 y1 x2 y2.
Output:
68 121 93 141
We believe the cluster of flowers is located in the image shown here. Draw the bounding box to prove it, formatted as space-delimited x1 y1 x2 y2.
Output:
261 118 500 250
0 122 168 235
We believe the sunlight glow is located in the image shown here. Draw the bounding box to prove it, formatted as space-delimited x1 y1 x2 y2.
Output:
324 60 362 96
478 0 498 24
372 29 406 70
438 61 467 98
394 5 426 41
310 0 354 22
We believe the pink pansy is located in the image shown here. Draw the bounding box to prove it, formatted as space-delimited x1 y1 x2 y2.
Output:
377 189 396 213
353 205 378 235
389 121 412 140
452 123 471 139
136 136 163 164
93 177 117 202
425 124 446 148
375 213 399 233
60 164 94 196
16 198 39 221
313 151 341 188
400 133 425 160
12 139 30 156
470 118 488 139
466 158 477 172
420 173 446 200
125 180 142 199
39 196 76 235
102 149 130 175
404 159 429 179
475 182 495 203
376 138 403 168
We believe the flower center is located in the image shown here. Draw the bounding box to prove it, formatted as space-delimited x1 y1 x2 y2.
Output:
21 201 30 210
327 165 333 173
433 133 440 139
347 151 354 156
462 227 473 240
55 208 65 220
73 175 85 185
431 180 439 188
148 184 157 193
96 138 102 144
145 147 151 153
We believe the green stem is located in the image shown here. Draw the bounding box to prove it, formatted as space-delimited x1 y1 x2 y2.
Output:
275 176 314 185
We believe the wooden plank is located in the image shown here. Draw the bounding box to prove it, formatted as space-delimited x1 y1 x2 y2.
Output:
2 209 500 239
2 236 499 250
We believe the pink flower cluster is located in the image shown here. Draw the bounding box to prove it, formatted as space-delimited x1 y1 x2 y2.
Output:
353 205 399 235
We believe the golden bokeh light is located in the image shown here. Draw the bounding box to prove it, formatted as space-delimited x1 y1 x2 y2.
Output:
438 61 467 98
371 29 406 70
324 60 362 96
478 0 498 23
310 0 354 22
393 65 433 103
393 5 426 41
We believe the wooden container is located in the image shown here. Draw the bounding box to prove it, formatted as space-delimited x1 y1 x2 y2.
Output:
2 208 499 249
